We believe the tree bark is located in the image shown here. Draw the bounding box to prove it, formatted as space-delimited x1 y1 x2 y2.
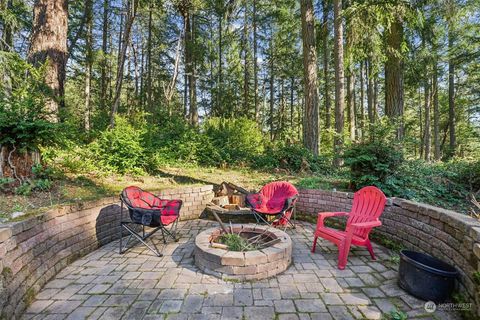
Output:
322 0 331 129
269 37 275 140
359 60 365 138
253 0 259 124
448 21 456 157
1 0 13 50
84 0 93 131
146 3 153 112
346 23 355 141
367 58 374 129
188 15 198 126
242 0 250 116
100 0 109 111
300 0 319 156
111 0 138 127
29 0 69 122
424 78 431 162
333 0 344 165
384 19 404 140
433 61 440 160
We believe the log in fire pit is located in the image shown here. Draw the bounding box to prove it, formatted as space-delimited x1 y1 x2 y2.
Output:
194 224 292 281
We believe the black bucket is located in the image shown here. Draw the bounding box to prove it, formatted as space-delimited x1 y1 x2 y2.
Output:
398 250 458 302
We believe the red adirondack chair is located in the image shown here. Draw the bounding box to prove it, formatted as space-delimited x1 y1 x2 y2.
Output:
311 186 387 269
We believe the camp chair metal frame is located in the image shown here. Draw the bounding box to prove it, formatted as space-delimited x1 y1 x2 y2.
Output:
119 194 180 257
250 195 298 230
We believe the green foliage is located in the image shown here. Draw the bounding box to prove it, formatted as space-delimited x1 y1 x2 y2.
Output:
385 308 408 320
254 143 330 173
218 233 253 252
90 116 146 174
203 117 264 164
13 164 53 196
0 52 57 151
344 141 404 196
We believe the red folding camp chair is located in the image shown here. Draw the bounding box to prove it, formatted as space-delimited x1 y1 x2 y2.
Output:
119 186 182 257
312 186 387 269
246 181 299 229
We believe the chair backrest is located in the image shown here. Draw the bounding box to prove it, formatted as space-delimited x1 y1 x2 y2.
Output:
347 186 387 238
260 181 298 209
121 186 160 209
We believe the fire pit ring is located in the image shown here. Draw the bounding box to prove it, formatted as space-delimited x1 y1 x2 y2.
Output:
194 224 292 281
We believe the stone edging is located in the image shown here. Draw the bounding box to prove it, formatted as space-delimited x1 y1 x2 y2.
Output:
0 185 214 319
296 189 480 316
194 225 292 281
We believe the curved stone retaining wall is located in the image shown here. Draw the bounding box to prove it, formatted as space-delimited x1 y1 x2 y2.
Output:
296 189 480 316
0 185 214 319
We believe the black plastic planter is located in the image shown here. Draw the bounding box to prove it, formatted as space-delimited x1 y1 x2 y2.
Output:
398 250 458 302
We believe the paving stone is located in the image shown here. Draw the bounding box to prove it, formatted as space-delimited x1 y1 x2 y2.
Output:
294 299 327 313
25 300 54 314
98 306 127 320
159 300 183 313
373 298 397 314
65 307 96 320
319 278 342 293
83 295 109 307
233 289 253 306
182 295 203 313
243 306 275 320
221 306 243 320
320 293 343 305
204 294 234 307
339 293 370 305
274 300 296 313
327 306 355 320
102 294 136 307
309 313 334 320
358 305 382 319
46 300 83 314
278 314 300 320
261 288 281 300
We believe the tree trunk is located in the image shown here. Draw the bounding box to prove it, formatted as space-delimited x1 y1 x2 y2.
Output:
111 0 138 127
433 62 440 160
300 0 320 156
253 0 259 124
333 0 344 166
146 3 153 112
29 0 68 122
242 0 250 116
217 15 223 115
359 60 365 138
346 24 355 142
84 0 93 131
424 78 431 162
384 19 404 140
189 15 198 126
419 88 423 159
322 0 331 129
448 22 456 157
367 58 374 129
269 38 275 140
101 0 109 111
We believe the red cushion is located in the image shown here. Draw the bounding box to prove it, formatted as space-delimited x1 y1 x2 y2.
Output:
248 181 298 214
161 215 178 226
122 186 182 219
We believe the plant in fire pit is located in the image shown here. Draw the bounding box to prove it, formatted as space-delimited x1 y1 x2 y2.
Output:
218 233 254 251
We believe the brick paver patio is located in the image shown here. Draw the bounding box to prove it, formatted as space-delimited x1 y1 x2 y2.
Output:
23 220 459 320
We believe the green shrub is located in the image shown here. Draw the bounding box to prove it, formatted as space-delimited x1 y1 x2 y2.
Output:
0 52 57 151
203 117 264 164
344 141 404 196
90 116 145 174
254 142 330 173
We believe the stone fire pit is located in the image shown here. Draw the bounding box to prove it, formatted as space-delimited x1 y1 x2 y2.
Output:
194 224 292 281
